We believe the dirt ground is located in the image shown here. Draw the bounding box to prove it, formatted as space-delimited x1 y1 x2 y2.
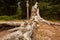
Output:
0 30 10 40
35 21 60 40
0 21 60 40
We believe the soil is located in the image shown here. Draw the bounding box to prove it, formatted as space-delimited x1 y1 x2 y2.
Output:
35 21 60 40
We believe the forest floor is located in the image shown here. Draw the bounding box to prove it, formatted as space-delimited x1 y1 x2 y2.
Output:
0 20 60 40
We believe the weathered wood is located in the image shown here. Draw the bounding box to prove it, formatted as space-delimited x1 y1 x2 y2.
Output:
0 22 25 27
0 20 60 29
1 2 60 40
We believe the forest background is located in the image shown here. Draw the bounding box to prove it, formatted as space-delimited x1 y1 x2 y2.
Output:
0 0 60 21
